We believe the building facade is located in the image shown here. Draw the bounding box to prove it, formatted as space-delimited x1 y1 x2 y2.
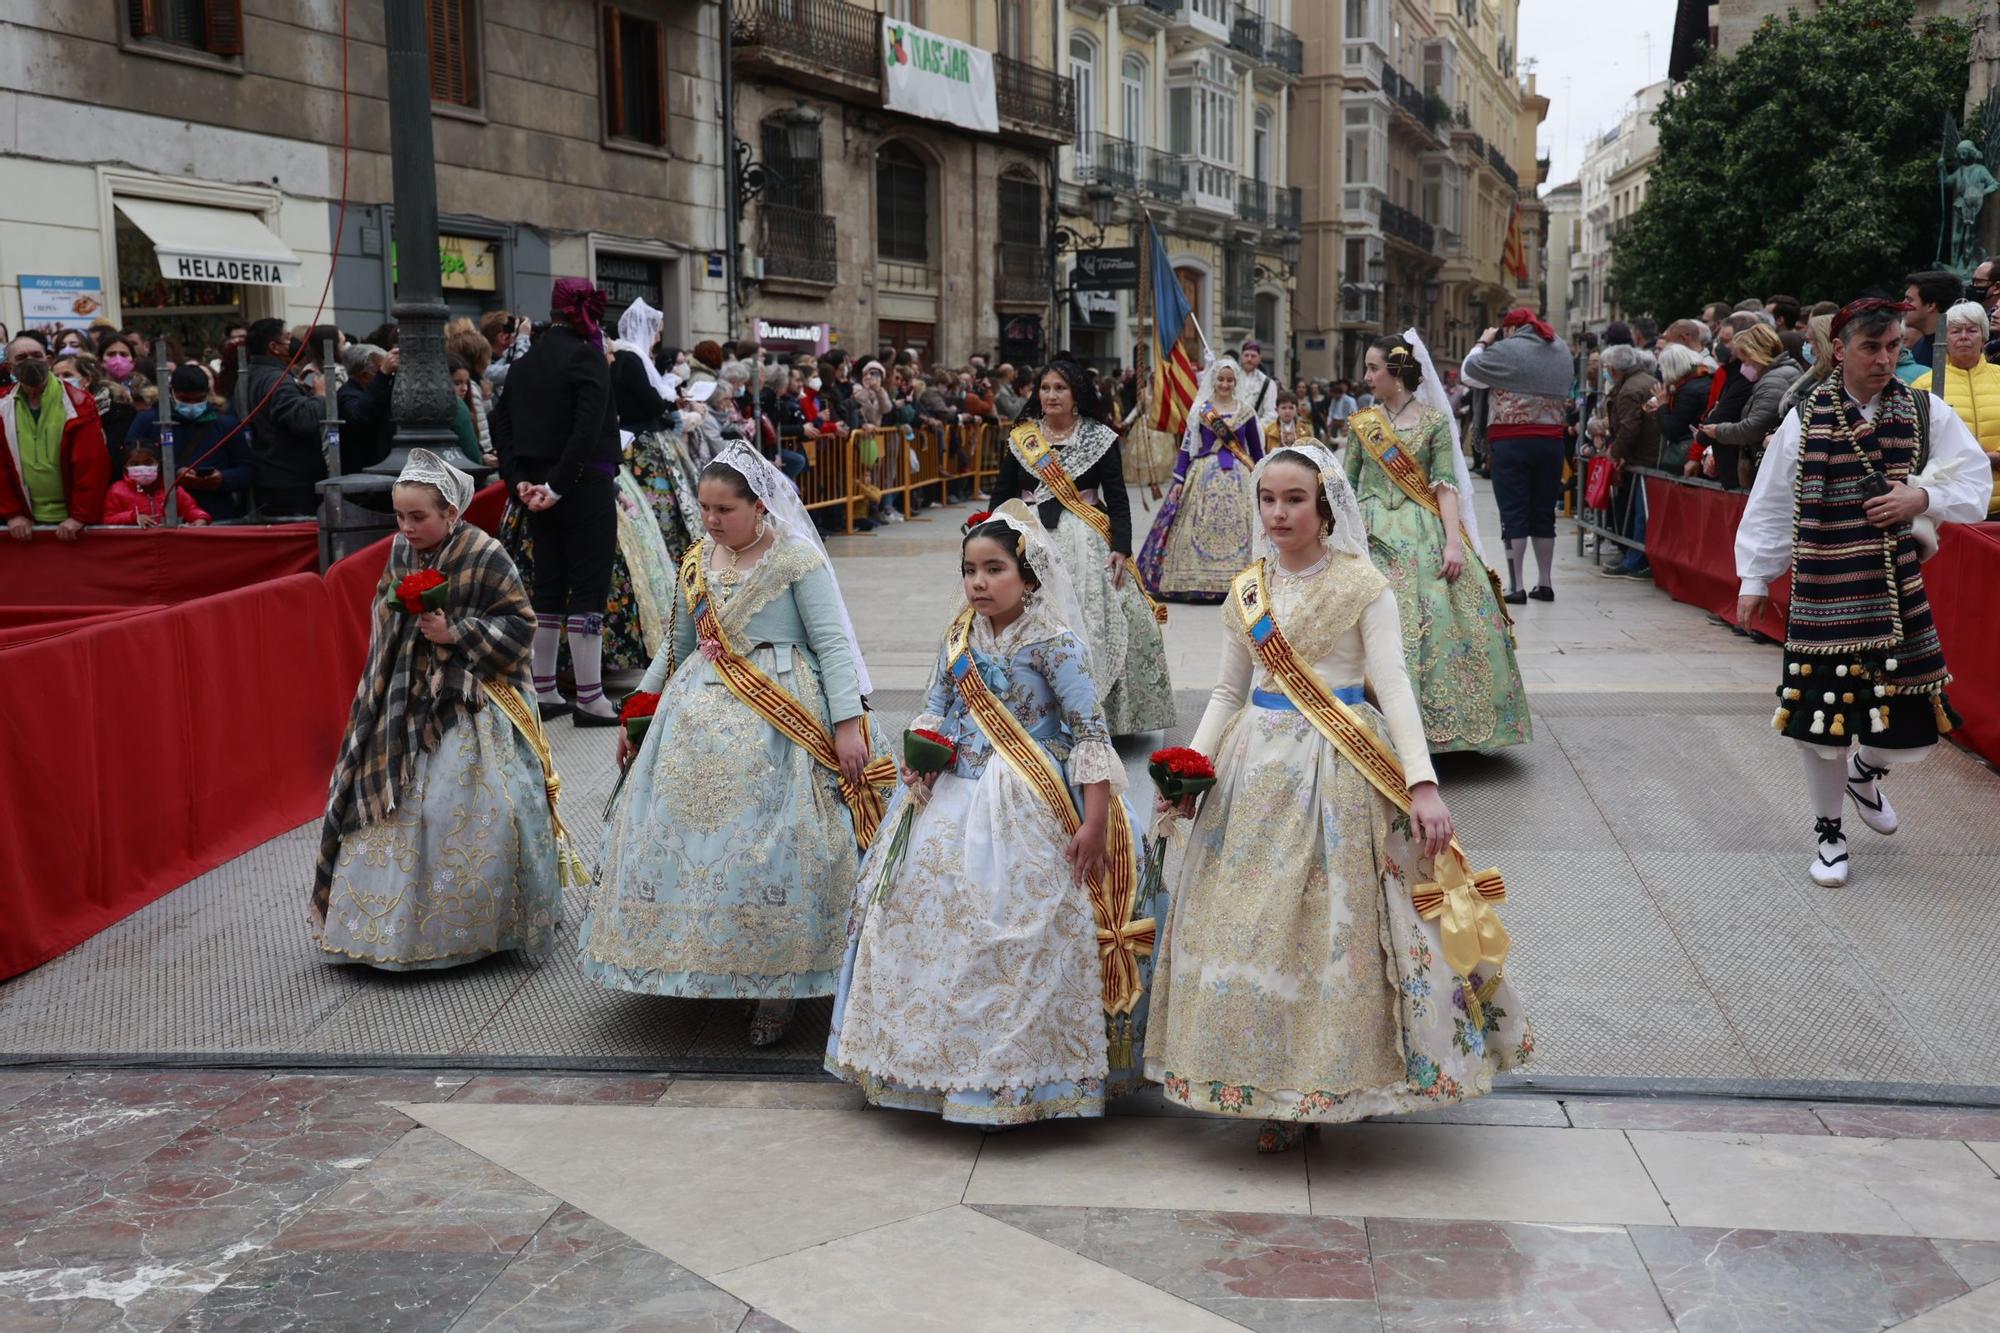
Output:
1574 78 1666 334
1052 0 1302 385
732 0 1072 368
1 1 729 354
1542 177 1582 343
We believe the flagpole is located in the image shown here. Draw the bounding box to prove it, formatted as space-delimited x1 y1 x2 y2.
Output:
1137 199 1213 363
1136 210 1163 499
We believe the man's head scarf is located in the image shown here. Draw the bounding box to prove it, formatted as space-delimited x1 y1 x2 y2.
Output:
1831 297 1912 341
550 277 608 351
1501 307 1557 342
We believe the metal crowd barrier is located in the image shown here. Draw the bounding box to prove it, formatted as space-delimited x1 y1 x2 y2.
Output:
793 420 1005 529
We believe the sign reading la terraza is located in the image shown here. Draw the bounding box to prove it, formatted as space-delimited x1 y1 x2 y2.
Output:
1072 247 1140 292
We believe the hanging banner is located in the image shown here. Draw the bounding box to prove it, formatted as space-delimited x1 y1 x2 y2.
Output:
882 18 998 134
19 275 108 324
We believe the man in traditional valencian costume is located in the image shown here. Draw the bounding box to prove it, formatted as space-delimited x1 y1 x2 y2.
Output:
1736 298 1994 887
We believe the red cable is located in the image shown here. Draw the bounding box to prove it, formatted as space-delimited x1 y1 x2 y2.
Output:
172 0 349 485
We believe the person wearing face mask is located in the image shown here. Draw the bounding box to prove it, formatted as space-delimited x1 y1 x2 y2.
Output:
1 333 110 540
101 442 211 527
96 340 141 390
56 350 135 455
125 363 252 519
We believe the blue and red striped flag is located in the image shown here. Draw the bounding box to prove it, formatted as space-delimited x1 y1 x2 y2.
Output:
1147 224 1199 437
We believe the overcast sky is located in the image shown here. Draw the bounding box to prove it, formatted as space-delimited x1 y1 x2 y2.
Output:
1520 0 1682 191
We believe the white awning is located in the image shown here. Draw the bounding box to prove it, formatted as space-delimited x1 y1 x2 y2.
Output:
116 197 302 287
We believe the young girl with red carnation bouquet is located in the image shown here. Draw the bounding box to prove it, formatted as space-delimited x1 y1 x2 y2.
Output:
826 501 1157 1127
310 450 563 970
1144 445 1533 1152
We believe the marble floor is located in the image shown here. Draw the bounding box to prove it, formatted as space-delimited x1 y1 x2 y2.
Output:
5 1069 2000 1331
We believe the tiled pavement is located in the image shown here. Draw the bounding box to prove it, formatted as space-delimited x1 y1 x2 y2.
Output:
6 1070 2000 1331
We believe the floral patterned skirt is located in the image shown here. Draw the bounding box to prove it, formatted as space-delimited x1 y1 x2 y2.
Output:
1143 700 1532 1123
825 765 1155 1126
1136 452 1256 603
316 705 562 970
1049 512 1177 736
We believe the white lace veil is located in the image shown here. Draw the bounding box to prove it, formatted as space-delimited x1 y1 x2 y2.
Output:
1401 326 1486 561
1251 442 1369 562
396 448 475 519
614 299 675 400
1192 355 1247 421
961 499 1095 674
708 440 873 696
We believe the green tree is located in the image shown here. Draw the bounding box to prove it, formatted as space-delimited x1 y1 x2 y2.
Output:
1608 0 1969 317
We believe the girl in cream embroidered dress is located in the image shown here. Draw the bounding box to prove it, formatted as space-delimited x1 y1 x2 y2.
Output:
578 528 871 1000
826 512 1151 1125
1145 452 1532 1128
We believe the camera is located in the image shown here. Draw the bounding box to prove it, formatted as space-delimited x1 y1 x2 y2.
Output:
1858 471 1892 501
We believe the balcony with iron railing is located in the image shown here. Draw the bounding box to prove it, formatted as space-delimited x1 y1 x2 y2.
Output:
1382 62 1433 134
1118 0 1177 34
730 0 879 93
1237 177 1270 225
1138 147 1188 203
1266 22 1302 75
1486 142 1519 191
1229 3 1263 58
1223 276 1255 327
995 242 1052 306
762 204 838 286
1074 132 1140 191
1275 184 1301 230
1381 199 1437 254
995 53 1076 143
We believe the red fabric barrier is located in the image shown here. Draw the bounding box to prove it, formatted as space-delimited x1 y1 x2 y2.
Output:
0 524 318 615
1923 522 2000 765
1642 474 1998 765
0 574 351 979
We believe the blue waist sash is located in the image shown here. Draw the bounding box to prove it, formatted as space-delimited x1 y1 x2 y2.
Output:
1253 684 1364 711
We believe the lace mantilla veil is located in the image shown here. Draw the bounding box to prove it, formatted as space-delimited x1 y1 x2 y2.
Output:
1402 326 1487 560
710 440 873 696
1251 441 1370 563
396 448 475 517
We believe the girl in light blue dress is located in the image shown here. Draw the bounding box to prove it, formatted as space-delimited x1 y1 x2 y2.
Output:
827 502 1156 1126
578 443 884 1045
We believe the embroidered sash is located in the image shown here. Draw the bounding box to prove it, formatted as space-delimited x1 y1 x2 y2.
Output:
944 608 1154 1016
1198 406 1256 469
480 680 593 888
1226 562 1511 989
1348 407 1511 619
682 548 897 848
1010 421 1169 625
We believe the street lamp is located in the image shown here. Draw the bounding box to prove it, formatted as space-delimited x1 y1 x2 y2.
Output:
1085 183 1116 231
784 104 821 160
1280 230 1301 266
1367 253 1386 286
1423 277 1441 307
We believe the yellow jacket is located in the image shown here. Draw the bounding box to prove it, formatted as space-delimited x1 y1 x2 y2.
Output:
1911 360 2000 513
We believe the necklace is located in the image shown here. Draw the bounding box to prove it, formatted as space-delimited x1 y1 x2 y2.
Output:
1384 394 1421 427
1040 415 1080 445
719 527 767 573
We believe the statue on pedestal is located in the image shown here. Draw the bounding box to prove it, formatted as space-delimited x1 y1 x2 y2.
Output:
1938 92 2000 278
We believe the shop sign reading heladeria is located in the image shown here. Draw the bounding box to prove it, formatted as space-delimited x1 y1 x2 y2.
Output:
882 18 997 134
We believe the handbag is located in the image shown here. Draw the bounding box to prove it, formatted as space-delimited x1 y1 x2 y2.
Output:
1584 454 1617 510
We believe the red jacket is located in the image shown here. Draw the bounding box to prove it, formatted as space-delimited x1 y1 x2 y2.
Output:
0 380 110 524
102 478 211 526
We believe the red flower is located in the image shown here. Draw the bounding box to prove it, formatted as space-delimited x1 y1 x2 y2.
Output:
911 728 954 749
619 691 662 724
963 511 995 531
394 569 448 613
1150 747 1215 780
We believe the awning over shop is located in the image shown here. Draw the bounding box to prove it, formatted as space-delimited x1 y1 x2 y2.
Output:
116 197 301 287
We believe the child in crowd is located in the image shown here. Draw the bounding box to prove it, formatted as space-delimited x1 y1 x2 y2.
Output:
101 444 210 527
311 449 563 970
826 502 1154 1126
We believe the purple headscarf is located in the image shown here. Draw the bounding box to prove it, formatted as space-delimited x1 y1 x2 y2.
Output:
550 277 608 351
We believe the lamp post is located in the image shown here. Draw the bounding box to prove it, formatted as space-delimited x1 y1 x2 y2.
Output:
371 0 459 476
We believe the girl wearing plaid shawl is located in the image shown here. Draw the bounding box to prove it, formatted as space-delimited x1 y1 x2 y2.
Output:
311 451 561 968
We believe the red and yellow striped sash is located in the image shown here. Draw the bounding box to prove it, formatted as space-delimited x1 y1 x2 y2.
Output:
682 548 896 849
1349 408 1511 623
944 609 1153 1015
1010 423 1169 625
1227 561 1510 981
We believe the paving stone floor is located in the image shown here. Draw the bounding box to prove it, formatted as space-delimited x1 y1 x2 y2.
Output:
5 1070 2000 1331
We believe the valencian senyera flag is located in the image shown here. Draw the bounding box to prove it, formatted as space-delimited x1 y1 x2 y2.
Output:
1147 222 1200 437
1503 202 1530 284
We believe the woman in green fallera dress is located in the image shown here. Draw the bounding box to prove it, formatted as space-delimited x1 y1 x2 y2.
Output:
1345 332 1530 754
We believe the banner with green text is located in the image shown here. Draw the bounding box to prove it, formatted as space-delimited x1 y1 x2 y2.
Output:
881 17 998 134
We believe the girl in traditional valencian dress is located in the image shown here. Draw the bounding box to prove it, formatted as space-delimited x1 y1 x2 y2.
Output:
1144 444 1533 1152
1136 356 1265 603
826 502 1157 1125
579 442 892 1046
1345 333 1530 754
990 361 1176 736
312 451 564 969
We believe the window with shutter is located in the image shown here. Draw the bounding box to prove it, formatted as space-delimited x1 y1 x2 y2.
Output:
201 0 243 55
876 143 930 264
603 8 666 147
427 0 480 108
129 0 243 57
762 117 824 213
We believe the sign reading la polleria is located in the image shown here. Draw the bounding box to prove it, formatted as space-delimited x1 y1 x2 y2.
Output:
882 18 998 135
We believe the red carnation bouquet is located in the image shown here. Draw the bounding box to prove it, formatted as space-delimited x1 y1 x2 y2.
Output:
872 726 960 903
602 691 663 817
1148 747 1217 802
1141 747 1216 905
620 690 662 745
390 569 448 614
